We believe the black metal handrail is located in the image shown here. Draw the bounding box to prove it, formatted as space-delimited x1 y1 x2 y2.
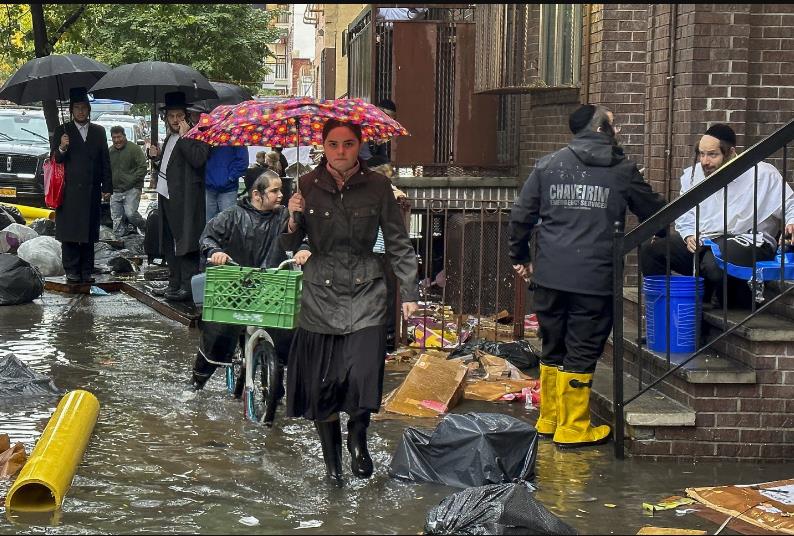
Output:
612 117 794 459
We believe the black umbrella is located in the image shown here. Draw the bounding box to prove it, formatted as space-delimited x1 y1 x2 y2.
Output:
0 53 110 104
88 61 217 104
188 82 253 113
89 61 217 147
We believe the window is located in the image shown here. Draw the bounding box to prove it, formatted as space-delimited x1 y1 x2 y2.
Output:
276 11 290 24
539 4 582 87
275 56 287 79
341 29 348 57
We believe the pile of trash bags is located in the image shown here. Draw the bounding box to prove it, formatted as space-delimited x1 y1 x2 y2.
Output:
389 412 577 535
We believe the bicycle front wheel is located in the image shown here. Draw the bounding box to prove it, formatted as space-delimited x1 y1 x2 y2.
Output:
244 340 283 426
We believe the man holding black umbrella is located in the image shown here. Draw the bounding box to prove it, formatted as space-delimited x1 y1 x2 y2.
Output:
51 87 112 283
148 91 210 301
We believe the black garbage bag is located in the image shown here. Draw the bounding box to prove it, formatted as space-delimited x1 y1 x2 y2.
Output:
389 412 538 488
0 254 44 305
449 340 540 371
424 481 578 535
0 204 25 224
122 233 145 256
144 207 161 264
28 217 56 237
108 254 134 273
0 353 61 397
0 208 14 230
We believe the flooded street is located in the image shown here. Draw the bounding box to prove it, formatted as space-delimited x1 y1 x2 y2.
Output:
0 290 788 534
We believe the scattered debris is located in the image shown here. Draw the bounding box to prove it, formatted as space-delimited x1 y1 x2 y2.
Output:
0 434 26 479
686 478 794 534
643 496 696 513
238 516 259 527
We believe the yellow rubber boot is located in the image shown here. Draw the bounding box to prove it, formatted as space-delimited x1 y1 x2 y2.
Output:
535 363 559 437
553 370 611 448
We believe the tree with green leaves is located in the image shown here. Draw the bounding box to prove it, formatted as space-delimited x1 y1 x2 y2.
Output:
1 3 284 92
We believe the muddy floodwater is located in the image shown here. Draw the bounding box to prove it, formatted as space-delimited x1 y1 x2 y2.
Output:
0 290 788 534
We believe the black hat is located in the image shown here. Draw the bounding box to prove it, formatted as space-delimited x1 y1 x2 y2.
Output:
704 123 737 147
569 104 596 134
69 86 89 105
160 91 190 111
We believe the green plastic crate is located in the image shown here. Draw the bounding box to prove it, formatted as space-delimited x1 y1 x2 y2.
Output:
202 265 303 329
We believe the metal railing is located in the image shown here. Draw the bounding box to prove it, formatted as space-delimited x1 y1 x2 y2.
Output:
612 118 794 458
395 198 528 350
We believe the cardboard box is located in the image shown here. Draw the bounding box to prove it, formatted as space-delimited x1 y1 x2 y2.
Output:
384 354 468 418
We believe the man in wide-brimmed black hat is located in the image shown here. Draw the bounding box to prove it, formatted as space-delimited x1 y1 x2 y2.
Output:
148 91 209 301
50 86 112 283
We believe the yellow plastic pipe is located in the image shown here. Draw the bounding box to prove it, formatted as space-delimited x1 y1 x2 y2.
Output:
5 203 55 223
6 390 100 512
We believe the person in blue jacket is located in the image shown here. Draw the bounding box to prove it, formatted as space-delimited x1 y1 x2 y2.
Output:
204 145 249 222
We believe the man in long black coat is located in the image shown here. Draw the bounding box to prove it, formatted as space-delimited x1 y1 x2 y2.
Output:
148 91 209 301
51 86 112 283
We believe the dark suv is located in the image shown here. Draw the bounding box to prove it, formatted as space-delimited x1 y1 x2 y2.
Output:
0 107 50 207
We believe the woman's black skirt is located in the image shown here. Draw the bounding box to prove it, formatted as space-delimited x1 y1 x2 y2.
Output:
286 325 387 421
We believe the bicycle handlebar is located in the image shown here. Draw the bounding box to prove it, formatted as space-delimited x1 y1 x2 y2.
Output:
206 257 299 270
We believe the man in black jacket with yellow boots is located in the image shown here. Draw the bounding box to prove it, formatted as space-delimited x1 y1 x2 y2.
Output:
508 104 666 448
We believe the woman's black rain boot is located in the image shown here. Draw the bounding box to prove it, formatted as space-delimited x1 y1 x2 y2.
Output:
314 419 344 486
347 413 373 478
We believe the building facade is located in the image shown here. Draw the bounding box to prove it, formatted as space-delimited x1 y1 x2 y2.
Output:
256 3 293 95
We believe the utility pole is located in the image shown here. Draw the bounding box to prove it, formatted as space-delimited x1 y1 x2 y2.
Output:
30 3 61 135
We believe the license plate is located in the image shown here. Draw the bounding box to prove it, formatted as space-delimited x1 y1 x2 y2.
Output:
0 186 16 197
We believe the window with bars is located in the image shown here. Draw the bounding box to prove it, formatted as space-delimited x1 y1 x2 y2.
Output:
539 4 582 87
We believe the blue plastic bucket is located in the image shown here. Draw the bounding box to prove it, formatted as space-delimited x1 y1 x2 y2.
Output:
642 275 704 353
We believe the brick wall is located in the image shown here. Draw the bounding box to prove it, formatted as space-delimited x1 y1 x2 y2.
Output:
585 4 647 166
747 3 794 184
517 89 580 182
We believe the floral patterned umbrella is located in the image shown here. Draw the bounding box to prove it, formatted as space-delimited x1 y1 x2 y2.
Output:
183 96 409 147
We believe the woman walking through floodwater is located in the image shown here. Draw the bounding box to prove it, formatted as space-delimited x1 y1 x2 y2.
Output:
280 119 418 485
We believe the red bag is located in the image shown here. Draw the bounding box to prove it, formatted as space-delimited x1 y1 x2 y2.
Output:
43 155 65 209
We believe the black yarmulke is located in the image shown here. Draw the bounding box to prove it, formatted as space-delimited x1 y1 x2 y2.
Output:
705 123 736 146
569 104 596 134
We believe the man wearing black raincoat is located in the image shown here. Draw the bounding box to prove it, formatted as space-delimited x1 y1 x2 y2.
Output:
51 87 112 283
508 104 666 449
149 92 210 301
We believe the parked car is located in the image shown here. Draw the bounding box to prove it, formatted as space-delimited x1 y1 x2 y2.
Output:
0 108 50 207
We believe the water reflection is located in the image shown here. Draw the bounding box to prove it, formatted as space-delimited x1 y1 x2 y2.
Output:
0 291 788 534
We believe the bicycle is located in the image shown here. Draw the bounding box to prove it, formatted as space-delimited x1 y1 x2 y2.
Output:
198 257 301 427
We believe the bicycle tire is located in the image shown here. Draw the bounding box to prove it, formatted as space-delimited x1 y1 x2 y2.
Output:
244 340 282 426
226 344 244 398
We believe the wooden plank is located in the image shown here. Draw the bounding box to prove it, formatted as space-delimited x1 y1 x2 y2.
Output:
44 276 123 295
119 281 200 327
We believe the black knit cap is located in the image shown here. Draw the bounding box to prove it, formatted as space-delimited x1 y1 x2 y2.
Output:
704 123 736 147
569 104 596 134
